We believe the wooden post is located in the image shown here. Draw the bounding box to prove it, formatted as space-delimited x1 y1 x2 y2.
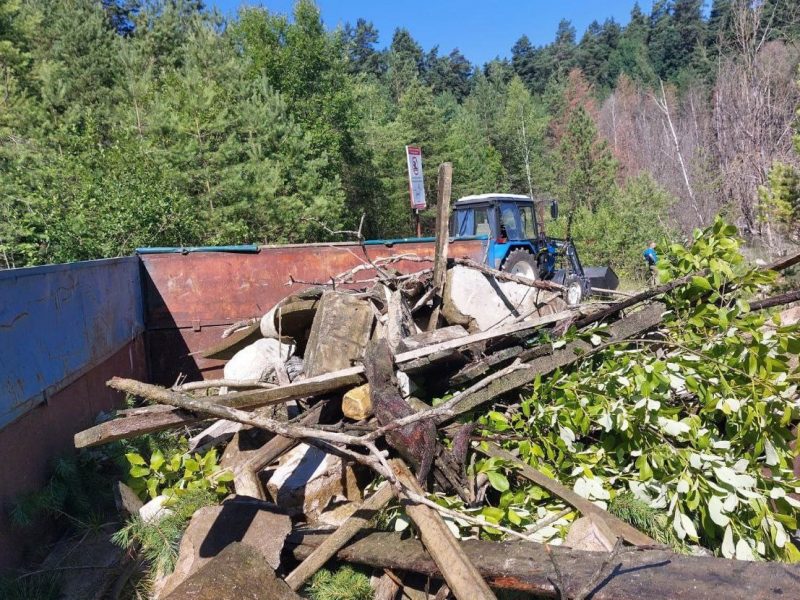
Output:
427 162 452 331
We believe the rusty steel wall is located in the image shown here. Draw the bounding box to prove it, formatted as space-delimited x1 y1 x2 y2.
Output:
140 239 487 385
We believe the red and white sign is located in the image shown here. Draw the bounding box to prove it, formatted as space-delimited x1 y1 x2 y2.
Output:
405 145 426 210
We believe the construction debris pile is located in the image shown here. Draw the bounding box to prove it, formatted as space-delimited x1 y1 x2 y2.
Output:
75 233 800 599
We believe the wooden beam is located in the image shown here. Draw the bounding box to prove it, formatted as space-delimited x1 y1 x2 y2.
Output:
289 531 798 599
443 303 665 422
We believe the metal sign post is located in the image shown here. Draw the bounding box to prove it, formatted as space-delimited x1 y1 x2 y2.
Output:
405 145 426 237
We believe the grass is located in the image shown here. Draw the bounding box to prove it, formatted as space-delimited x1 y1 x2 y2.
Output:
306 565 374 600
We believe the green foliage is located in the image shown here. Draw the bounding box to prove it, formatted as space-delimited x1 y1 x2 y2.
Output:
0 0 796 268
550 174 676 282
124 443 233 502
470 219 800 561
306 565 374 600
111 488 218 576
9 454 113 531
758 162 800 232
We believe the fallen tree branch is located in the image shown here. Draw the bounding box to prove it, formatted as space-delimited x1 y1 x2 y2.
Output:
749 288 800 312
174 379 277 392
479 443 654 546
79 310 572 447
452 257 564 292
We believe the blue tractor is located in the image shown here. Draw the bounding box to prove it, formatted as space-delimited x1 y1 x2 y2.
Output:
449 194 618 306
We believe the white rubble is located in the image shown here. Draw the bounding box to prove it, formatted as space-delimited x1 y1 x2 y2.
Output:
223 338 295 383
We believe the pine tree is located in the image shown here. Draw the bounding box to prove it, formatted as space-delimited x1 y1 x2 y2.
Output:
385 27 424 100
556 105 618 213
343 18 385 78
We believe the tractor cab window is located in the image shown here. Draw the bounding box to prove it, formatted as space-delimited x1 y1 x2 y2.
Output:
499 203 521 240
451 207 490 237
518 205 537 239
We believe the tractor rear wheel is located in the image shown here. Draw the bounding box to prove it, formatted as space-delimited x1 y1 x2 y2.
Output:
501 248 537 280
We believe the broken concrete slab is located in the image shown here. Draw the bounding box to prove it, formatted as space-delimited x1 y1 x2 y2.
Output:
343 383 372 420
266 443 345 520
304 291 374 377
158 496 292 598
442 264 559 331
261 290 323 340
188 419 243 451
163 542 302 600
223 338 296 383
40 525 124 600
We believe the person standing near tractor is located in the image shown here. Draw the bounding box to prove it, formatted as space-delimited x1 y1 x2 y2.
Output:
643 241 658 286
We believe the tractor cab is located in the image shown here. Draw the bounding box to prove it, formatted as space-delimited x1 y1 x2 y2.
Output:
449 194 615 305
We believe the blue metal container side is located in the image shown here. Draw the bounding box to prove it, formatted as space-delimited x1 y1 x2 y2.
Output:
0 256 144 430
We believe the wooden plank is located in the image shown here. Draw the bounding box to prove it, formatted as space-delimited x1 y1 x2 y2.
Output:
480 443 654 546
289 531 800 599
74 408 205 448
396 309 574 363
391 459 496 600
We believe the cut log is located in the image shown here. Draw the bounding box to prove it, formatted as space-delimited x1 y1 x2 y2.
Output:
230 402 325 500
284 482 394 591
391 459 496 600
289 531 798 599
343 384 372 421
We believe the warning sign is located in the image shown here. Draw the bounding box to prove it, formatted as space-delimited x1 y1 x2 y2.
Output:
405 146 426 210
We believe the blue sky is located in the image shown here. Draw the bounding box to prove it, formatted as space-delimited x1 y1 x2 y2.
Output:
209 1 657 66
